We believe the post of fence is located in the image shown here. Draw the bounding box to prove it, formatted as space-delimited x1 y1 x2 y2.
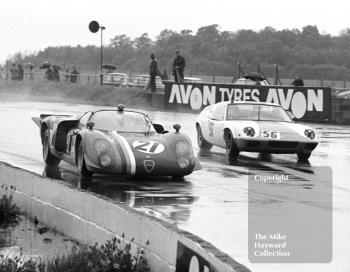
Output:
212 64 216 83
274 64 279 85
6 60 9 80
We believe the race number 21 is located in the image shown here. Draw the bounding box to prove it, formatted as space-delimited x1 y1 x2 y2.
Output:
132 140 165 154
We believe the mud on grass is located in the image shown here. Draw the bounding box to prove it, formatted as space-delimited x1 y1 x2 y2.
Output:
0 81 153 110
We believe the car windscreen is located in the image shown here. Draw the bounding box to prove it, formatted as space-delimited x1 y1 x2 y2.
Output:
226 104 292 122
90 111 155 133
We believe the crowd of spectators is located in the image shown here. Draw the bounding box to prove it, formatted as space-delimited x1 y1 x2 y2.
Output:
2 63 80 83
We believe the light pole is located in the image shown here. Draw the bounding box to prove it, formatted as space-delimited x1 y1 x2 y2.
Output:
89 20 105 87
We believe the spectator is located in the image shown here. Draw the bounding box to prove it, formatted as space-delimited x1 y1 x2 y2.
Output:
52 67 60 82
10 64 18 80
18 65 24 81
45 66 54 81
145 53 158 92
29 64 34 80
65 69 70 83
161 70 168 80
291 76 304 87
70 66 79 83
172 50 185 83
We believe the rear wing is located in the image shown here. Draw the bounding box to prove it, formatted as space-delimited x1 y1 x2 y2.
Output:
31 114 72 128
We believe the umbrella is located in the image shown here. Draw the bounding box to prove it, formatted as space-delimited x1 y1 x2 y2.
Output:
39 62 51 69
102 64 116 70
243 72 266 81
52 64 62 70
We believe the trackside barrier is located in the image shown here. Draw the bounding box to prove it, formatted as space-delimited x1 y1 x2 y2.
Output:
0 162 251 272
331 97 350 124
164 82 332 122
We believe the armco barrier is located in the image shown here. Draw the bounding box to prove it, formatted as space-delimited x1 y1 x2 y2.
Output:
0 162 250 272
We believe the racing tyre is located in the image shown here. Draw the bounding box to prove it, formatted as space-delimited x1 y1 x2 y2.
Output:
78 177 91 189
196 125 213 151
225 130 239 159
260 153 272 161
43 129 61 166
172 176 185 181
77 142 93 178
297 152 311 162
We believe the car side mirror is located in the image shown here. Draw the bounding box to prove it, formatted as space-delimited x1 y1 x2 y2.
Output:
286 111 297 121
87 121 95 130
153 123 164 134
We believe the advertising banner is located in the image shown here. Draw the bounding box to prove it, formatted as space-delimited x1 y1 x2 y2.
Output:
176 242 214 272
164 83 332 121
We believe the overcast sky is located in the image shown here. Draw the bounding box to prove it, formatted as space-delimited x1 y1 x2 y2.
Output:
1 0 349 64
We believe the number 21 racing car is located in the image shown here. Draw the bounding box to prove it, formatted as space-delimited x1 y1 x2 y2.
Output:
195 101 318 162
32 105 198 182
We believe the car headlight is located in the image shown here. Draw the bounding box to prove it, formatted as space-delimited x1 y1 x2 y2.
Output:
99 155 112 167
178 157 190 169
243 127 255 137
304 129 315 139
176 141 192 157
176 141 193 169
93 139 109 155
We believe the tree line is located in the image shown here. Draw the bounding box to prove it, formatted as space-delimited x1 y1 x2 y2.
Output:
6 24 350 80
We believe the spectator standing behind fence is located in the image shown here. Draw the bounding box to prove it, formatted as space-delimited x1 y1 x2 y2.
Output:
18 65 24 81
70 66 79 83
291 76 304 87
145 53 158 92
45 66 54 81
10 64 18 80
172 50 185 83
29 64 34 80
52 67 60 82
65 69 70 83
161 70 168 80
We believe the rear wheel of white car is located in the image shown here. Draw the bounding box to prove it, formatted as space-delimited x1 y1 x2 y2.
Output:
196 125 212 151
297 152 311 162
43 129 61 166
225 130 239 159
77 142 92 178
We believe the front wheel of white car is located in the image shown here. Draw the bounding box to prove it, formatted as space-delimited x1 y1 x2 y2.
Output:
224 130 239 159
196 125 213 151
297 152 311 162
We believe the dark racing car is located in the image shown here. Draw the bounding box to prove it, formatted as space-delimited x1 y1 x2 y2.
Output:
33 105 198 182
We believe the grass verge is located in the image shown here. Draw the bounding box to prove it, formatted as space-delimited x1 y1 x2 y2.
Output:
0 236 150 272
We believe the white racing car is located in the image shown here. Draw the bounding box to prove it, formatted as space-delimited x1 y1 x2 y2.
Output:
195 101 318 162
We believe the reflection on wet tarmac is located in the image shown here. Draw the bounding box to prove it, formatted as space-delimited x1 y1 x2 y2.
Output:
43 165 199 225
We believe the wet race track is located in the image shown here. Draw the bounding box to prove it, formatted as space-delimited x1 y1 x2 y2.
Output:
0 99 350 272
